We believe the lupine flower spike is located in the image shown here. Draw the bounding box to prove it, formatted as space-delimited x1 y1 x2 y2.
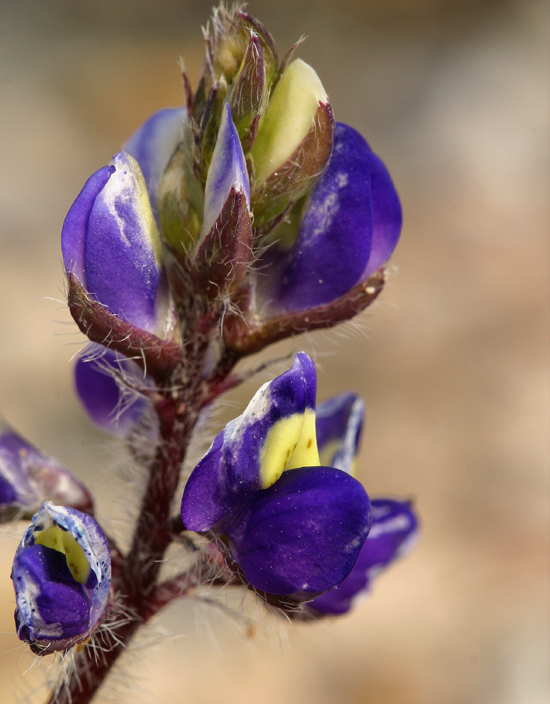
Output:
5 6 417 702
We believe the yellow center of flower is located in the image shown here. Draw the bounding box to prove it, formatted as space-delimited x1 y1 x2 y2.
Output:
259 409 320 488
35 525 91 584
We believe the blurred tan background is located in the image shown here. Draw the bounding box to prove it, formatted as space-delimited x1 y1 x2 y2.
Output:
0 0 548 702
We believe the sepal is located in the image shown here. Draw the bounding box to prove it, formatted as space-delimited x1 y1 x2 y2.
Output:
11 502 111 654
0 420 92 521
67 275 182 382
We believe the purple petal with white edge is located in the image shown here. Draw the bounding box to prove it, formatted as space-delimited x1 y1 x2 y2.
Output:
181 352 318 531
220 466 371 598
61 165 115 285
359 145 402 279
307 498 418 615
85 151 167 333
74 344 151 437
201 103 250 239
0 418 92 517
11 502 111 652
268 123 401 312
124 107 186 215
316 393 364 473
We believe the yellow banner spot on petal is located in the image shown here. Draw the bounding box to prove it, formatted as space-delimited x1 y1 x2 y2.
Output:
35 525 91 584
259 409 320 488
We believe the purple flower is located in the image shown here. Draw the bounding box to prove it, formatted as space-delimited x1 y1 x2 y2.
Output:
258 123 402 313
74 344 155 439
61 151 171 336
304 392 418 615
181 353 371 599
0 419 92 520
11 501 111 653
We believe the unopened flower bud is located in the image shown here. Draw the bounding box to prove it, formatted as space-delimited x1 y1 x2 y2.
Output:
227 32 268 150
193 104 253 297
250 59 334 226
0 419 92 521
11 502 110 654
62 151 171 337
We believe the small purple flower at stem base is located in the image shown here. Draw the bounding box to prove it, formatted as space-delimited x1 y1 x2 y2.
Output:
11 501 111 654
181 353 371 600
0 418 92 520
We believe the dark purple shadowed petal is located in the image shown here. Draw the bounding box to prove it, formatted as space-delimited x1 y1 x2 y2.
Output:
360 148 402 279
14 545 93 641
84 152 164 333
181 353 317 531
316 393 364 472
74 345 150 437
307 498 418 615
61 165 115 284
221 466 371 597
268 123 374 312
124 107 186 217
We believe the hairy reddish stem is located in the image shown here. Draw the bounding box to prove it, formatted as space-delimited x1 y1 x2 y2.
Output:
45 343 238 704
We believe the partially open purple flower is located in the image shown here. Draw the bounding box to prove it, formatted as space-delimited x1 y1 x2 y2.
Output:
181 353 371 600
258 123 402 313
74 344 154 439
0 419 92 521
61 151 171 336
11 501 110 653
304 392 418 615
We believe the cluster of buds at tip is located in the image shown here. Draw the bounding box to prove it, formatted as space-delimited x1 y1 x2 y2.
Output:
8 4 417 661
61 4 402 374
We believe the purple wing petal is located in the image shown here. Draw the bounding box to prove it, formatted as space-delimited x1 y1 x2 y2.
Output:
202 103 250 238
181 352 317 531
84 151 166 333
220 466 371 598
307 498 418 614
124 107 187 216
316 392 364 473
74 344 150 437
61 165 115 284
